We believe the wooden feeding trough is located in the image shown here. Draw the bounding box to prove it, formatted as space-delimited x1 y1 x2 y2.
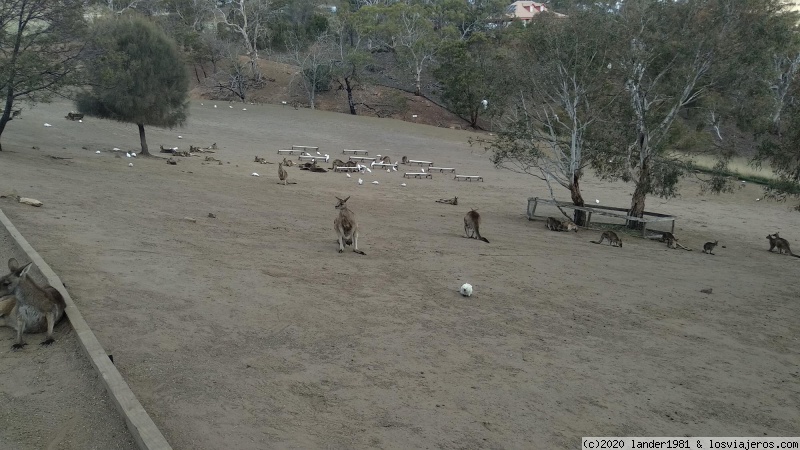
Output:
526 197 676 238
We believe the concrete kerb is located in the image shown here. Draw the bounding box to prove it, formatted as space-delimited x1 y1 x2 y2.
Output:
0 208 172 450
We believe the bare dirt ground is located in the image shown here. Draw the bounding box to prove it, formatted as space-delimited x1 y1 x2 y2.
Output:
0 99 798 449
0 233 136 449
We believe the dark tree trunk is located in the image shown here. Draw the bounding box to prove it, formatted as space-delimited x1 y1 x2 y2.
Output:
137 123 149 155
194 65 201 84
0 85 14 151
344 76 356 115
0 116 7 152
569 174 587 226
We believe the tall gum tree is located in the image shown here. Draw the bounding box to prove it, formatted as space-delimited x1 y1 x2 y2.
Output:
488 9 616 225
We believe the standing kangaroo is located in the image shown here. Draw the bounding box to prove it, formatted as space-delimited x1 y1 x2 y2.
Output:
334 196 366 255
464 210 490 243
767 233 800 257
592 231 622 247
278 162 288 185
0 258 66 349
703 240 718 255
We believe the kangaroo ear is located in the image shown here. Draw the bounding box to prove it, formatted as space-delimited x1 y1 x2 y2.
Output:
8 258 19 273
343 196 350 202
20 263 33 276
335 196 342 202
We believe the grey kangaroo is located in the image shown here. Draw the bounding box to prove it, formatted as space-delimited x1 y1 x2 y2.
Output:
0 258 66 350
767 233 800 258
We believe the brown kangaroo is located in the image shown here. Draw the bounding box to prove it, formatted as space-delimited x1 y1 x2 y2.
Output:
334 196 365 255
464 210 490 243
546 217 578 232
278 162 288 185
592 231 622 247
0 258 67 350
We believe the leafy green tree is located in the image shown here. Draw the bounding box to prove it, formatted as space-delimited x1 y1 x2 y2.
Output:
357 3 448 96
0 0 87 151
435 32 506 128
593 0 744 224
76 16 189 155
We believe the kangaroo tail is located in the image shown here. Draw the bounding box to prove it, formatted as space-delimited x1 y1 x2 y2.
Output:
479 237 490 243
590 240 601 245
791 253 800 258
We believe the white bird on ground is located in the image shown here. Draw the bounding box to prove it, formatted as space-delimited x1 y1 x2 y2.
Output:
251 172 260 177
242 108 247 111
78 120 82 123
358 178 363 185
372 181 379 185
126 152 131 158
229 105 233 109
178 135 183 139
387 169 390 173
43 123 51 127
595 199 600 204
95 151 101 154
214 105 217 108
113 147 120 151
400 183 407 187
317 151 321 155
366 167 372 173
392 166 397 172
131 152 136 157
201 103 204 106
128 163 133 167
756 198 761 201
346 173 351 178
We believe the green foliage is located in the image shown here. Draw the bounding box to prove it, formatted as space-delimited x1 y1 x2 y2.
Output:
77 16 189 128
435 32 506 128
77 16 189 153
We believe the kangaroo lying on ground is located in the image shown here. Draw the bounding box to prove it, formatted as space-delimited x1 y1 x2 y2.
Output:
334 196 366 255
660 231 692 250
329 159 345 170
546 217 578 232
592 231 622 247
767 233 800 257
464 210 490 243
282 157 295 167
436 197 458 205
0 258 66 350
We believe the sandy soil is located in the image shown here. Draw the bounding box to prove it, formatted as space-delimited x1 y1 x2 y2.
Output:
0 99 798 449
0 232 137 449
